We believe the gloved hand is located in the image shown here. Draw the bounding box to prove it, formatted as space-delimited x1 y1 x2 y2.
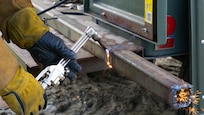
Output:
7 7 50 48
0 38 46 115
28 32 82 81
0 0 81 81
0 66 47 115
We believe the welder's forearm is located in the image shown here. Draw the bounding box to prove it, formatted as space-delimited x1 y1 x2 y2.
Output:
0 38 19 89
0 0 34 43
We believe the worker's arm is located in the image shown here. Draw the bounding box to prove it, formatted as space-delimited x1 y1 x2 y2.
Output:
0 0 34 43
0 0 81 81
0 38 46 115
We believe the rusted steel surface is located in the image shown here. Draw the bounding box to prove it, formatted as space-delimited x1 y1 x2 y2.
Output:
32 0 192 107
111 50 185 106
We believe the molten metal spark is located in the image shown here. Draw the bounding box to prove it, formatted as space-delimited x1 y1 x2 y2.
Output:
191 90 201 105
176 88 191 104
105 49 113 68
188 106 198 115
171 85 193 108
171 84 201 114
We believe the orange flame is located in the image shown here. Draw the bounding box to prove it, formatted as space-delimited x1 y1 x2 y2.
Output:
105 49 113 68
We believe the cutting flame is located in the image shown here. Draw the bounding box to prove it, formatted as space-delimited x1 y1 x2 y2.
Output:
105 49 113 68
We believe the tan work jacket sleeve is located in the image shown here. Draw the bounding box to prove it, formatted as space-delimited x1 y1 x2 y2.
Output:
0 0 49 49
0 38 19 89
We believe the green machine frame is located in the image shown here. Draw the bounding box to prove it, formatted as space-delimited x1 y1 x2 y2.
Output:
191 0 204 113
84 0 166 43
84 0 189 58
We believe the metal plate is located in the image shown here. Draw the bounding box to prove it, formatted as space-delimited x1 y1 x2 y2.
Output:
84 0 167 44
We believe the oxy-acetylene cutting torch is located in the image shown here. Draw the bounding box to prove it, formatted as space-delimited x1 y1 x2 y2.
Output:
36 26 98 89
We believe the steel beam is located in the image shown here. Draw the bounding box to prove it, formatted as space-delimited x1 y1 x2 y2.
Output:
32 0 192 108
111 50 187 107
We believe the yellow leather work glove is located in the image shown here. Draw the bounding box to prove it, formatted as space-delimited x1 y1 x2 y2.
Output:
0 0 49 49
0 38 47 115
0 66 47 115
0 0 33 43
7 7 49 49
